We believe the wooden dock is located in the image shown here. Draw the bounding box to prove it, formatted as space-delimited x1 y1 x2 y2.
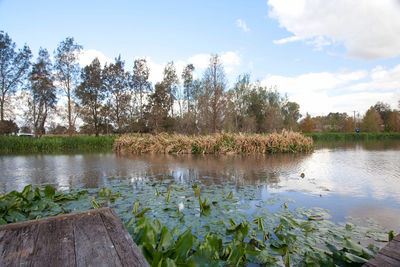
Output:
364 234 400 267
0 207 149 267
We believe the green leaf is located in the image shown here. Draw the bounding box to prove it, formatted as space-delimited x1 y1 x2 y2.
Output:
174 229 197 261
44 186 55 199
157 226 174 252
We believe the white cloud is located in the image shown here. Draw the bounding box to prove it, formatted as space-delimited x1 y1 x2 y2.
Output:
79 49 114 67
236 19 250 32
268 0 400 60
262 64 400 115
188 51 241 74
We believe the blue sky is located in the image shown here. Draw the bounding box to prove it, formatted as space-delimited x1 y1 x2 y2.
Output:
1 0 400 116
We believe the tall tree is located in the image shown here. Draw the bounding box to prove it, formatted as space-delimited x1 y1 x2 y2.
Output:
28 48 57 137
231 74 251 131
146 82 173 132
162 62 179 116
203 55 225 133
75 58 105 136
0 31 32 121
181 64 195 113
131 58 151 120
103 56 130 133
387 110 400 132
54 37 82 136
361 107 383 132
282 101 301 131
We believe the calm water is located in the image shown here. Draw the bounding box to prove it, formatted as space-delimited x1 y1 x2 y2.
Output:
1 141 400 229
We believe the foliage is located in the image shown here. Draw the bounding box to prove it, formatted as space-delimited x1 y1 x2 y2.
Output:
0 185 87 224
361 107 383 132
304 132 400 141
0 31 32 121
0 119 19 135
0 135 117 154
1 181 394 266
75 58 106 136
300 113 315 133
113 131 314 154
28 48 57 137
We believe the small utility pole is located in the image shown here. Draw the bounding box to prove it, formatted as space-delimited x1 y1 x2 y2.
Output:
353 110 356 129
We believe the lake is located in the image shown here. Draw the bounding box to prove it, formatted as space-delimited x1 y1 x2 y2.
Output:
1 141 400 230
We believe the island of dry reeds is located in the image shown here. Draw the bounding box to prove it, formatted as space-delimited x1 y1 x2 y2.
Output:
113 130 313 154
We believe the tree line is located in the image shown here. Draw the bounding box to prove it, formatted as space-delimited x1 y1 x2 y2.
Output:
300 101 400 133
1 31 301 136
1 31 399 136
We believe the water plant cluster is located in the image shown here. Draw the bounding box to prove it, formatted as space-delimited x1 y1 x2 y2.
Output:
0 135 117 154
113 131 314 154
1 180 393 266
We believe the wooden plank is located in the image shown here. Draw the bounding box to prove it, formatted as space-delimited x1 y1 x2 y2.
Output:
368 252 400 267
0 224 39 266
0 208 110 231
30 216 75 267
100 208 150 267
393 234 400 242
380 240 400 261
74 212 122 267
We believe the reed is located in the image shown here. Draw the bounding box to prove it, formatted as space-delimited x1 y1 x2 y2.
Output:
113 130 314 154
0 135 117 154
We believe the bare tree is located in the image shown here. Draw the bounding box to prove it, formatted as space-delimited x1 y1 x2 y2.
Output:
203 55 226 133
54 37 82 136
131 58 151 120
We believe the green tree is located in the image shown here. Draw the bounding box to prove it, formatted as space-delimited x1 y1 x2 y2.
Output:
131 58 151 120
103 56 131 133
282 101 301 131
54 37 82 136
75 58 106 136
361 107 383 132
162 62 179 116
231 74 251 132
28 48 57 137
146 82 173 132
181 64 195 113
0 31 32 121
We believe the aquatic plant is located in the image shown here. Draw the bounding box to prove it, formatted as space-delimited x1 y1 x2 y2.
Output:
1 182 395 266
113 130 314 154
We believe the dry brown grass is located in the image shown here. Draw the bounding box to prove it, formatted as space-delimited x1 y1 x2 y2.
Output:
113 130 313 154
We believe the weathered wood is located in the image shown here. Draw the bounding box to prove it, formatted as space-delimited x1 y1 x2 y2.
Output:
74 212 122 267
363 234 400 267
0 225 39 266
30 217 75 267
100 208 150 267
0 207 149 267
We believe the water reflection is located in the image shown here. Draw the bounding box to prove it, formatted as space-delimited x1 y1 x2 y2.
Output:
1 141 400 228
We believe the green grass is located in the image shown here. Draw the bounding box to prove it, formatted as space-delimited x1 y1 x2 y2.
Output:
0 135 117 154
304 132 400 142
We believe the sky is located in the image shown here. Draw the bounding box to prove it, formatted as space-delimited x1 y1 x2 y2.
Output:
1 0 400 116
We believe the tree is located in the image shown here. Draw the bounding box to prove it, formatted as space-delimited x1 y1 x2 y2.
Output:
131 58 151 120
162 62 179 116
181 64 195 113
103 56 131 133
54 37 82 136
373 102 391 131
387 110 400 132
231 74 251 132
75 58 105 136
300 113 315 133
145 82 173 132
0 31 32 121
0 120 19 135
344 117 355 132
28 48 57 137
361 107 383 132
282 101 301 131
203 55 225 133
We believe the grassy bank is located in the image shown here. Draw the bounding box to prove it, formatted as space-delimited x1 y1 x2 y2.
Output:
304 132 400 142
0 135 117 154
113 131 314 154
